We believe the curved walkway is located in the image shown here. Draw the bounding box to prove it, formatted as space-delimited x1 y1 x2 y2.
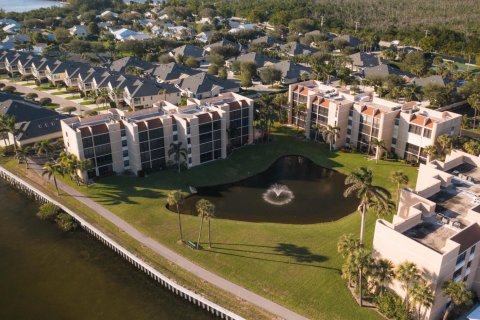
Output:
28 161 309 320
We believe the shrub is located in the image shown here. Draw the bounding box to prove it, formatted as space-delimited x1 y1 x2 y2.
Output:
39 97 52 105
66 87 78 93
62 106 77 115
37 202 61 220
56 83 63 90
3 85 15 93
55 213 77 232
25 92 38 100
375 291 412 320
84 109 98 116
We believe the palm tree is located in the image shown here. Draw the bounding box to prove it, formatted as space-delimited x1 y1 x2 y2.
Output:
337 233 361 259
423 145 437 162
370 139 385 163
410 281 434 320
349 247 373 306
15 145 31 168
437 134 453 157
395 261 420 310
34 139 55 160
370 258 394 294
195 199 215 249
390 171 409 207
467 93 480 128
321 125 341 151
3 115 20 152
168 142 188 173
76 159 93 186
442 280 473 320
42 161 63 195
343 167 392 244
313 124 323 142
167 190 185 242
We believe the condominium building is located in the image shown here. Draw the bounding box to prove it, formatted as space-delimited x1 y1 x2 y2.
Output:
373 150 480 320
60 92 253 180
288 80 462 163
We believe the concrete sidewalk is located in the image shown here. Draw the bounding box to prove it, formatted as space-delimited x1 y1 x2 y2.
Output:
28 160 309 320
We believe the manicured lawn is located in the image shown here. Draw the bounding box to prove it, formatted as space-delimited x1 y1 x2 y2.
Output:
80 100 96 105
43 102 59 109
66 95 82 100
34 85 56 91
68 125 419 319
51 91 68 95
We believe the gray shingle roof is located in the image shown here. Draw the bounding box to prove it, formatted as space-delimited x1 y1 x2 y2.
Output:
228 52 278 68
364 64 412 79
147 62 202 82
349 52 381 68
170 44 205 59
279 42 317 56
174 72 239 95
109 57 156 73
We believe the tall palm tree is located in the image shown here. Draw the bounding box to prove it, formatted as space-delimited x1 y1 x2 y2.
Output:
34 139 55 160
42 161 63 195
467 93 480 128
343 167 392 244
3 115 20 152
77 158 93 186
370 138 385 164
167 190 185 242
195 199 215 249
423 145 437 162
349 247 373 306
313 124 323 142
390 171 409 207
410 281 434 320
321 125 341 151
168 142 188 173
395 261 420 310
442 280 473 320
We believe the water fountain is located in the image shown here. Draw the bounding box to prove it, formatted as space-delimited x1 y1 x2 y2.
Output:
262 183 294 205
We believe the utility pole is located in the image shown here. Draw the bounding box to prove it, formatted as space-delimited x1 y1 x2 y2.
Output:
355 21 360 34
320 16 324 29
424 30 429 37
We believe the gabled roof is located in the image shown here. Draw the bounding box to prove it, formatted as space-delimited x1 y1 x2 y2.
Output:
261 60 311 79
364 64 412 79
410 114 435 128
251 35 281 47
126 79 180 98
109 57 156 73
279 42 317 56
349 52 381 68
228 52 278 68
147 62 202 82
204 39 242 52
412 75 446 88
0 96 58 122
337 35 364 48
170 44 205 59
174 72 239 94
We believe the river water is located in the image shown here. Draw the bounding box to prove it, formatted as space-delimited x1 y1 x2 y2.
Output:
0 180 214 320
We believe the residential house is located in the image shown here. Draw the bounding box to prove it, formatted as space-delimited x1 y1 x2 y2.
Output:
147 63 202 83
364 64 413 79
109 56 156 74
279 42 317 57
69 25 89 38
169 44 206 62
260 60 312 84
174 72 240 99
226 52 278 69
349 52 382 72
195 31 213 44
204 39 243 53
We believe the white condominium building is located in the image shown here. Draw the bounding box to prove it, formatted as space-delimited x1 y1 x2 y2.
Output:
61 92 253 180
288 80 462 163
373 150 480 319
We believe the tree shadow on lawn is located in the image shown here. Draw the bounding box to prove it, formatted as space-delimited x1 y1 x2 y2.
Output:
204 242 338 271
87 183 164 206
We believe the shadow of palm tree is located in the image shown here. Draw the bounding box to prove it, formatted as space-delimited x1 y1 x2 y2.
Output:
274 243 326 263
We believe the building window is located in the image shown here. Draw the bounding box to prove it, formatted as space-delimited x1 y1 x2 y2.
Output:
408 124 422 135
457 251 467 265
349 109 353 116
394 118 399 126
453 268 462 280
392 138 397 145
423 129 432 138
348 119 352 126
122 140 127 147
347 128 351 135
124 160 129 167
470 245 476 254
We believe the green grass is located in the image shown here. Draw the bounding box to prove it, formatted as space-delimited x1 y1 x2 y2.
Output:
66 95 82 100
80 100 96 105
34 85 56 91
51 91 68 95
63 125 419 320
43 102 59 109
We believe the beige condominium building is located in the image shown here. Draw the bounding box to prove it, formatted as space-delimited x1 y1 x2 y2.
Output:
288 80 462 163
61 92 253 180
373 150 480 320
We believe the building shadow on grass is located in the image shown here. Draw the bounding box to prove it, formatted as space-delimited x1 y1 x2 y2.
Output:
87 184 164 206
205 242 338 271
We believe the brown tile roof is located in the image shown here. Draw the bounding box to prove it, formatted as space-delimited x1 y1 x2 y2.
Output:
197 113 211 123
229 101 241 111
79 127 91 137
410 114 435 128
91 124 108 135
147 118 162 129
300 88 309 95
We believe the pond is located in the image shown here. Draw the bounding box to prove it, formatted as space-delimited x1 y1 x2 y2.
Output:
175 156 358 224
